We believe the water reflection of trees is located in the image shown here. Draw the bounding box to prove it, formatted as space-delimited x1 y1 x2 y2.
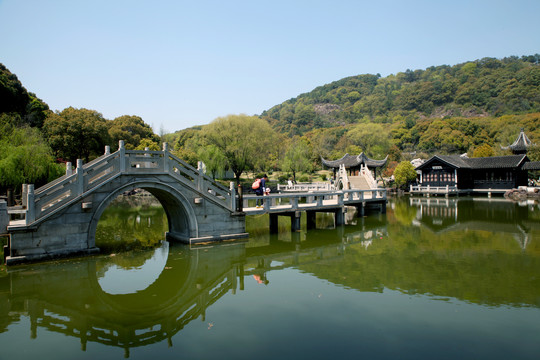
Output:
95 193 168 253
2 198 540 357
299 197 540 308
0 243 245 358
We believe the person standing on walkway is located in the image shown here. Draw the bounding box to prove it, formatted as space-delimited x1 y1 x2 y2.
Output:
255 174 268 207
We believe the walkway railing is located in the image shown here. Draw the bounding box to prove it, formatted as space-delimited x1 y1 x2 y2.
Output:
409 185 458 194
276 182 334 192
243 189 387 213
360 164 378 189
18 141 235 226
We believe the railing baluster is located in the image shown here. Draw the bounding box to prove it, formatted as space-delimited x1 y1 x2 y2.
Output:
119 140 126 173
76 159 84 196
26 185 35 225
163 143 169 173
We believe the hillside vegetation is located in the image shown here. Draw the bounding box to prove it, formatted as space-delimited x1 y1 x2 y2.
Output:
2 54 540 195
261 55 540 136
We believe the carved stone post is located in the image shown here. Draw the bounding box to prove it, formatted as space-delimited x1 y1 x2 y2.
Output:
76 159 84 196
119 140 126 173
162 143 169 173
26 185 35 225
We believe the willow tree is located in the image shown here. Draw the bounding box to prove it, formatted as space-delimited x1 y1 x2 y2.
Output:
198 144 226 180
282 136 313 183
202 114 277 185
0 122 64 193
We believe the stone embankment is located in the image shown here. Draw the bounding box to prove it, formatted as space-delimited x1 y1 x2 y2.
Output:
504 187 540 201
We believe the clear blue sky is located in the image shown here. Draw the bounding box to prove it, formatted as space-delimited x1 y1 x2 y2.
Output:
1 0 539 133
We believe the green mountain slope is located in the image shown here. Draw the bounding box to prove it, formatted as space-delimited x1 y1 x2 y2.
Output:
261 55 540 137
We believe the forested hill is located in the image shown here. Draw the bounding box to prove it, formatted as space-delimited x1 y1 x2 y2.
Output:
0 63 50 128
261 55 540 136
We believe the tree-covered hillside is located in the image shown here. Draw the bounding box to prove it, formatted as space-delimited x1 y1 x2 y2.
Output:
0 63 50 128
0 63 160 195
2 54 540 196
261 55 540 136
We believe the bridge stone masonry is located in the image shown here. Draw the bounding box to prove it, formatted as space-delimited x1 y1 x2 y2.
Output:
2 141 246 265
1 140 387 265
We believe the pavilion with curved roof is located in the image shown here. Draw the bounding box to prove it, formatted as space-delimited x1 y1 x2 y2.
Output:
321 153 388 176
501 128 533 154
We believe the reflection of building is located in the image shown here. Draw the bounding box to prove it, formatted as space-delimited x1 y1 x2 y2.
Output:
410 197 537 250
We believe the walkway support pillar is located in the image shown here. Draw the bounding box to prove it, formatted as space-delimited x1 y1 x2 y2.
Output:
357 203 365 217
306 211 316 230
269 213 279 234
291 211 301 232
335 208 345 226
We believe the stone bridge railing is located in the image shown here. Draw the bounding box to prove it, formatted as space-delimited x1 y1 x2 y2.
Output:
19 141 235 226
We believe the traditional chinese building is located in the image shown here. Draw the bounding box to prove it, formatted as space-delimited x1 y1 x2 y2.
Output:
415 154 531 190
321 153 387 176
415 130 540 192
501 128 532 154
321 153 388 190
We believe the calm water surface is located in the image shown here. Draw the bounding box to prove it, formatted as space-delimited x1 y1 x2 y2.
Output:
1 196 540 359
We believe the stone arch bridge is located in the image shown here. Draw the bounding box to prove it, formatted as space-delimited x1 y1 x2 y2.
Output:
4 141 246 265
2 141 387 265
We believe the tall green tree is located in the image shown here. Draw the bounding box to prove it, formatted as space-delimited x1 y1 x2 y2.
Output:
108 115 160 150
282 136 313 183
43 107 110 163
346 123 391 158
472 144 494 157
202 114 277 185
393 161 417 188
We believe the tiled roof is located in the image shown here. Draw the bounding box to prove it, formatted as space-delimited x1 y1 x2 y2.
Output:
321 153 388 168
435 155 472 168
465 154 528 168
501 129 532 153
417 154 529 170
523 161 540 170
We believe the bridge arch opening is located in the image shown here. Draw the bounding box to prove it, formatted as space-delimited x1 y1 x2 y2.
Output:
95 189 169 252
90 181 199 253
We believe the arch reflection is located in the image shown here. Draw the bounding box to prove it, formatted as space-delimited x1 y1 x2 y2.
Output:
0 242 245 357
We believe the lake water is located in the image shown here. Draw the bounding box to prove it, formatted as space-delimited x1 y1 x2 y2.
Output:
1 195 539 359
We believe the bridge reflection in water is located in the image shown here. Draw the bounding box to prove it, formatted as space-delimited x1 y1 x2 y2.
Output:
0 217 387 358
2 199 540 359
0 242 244 358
